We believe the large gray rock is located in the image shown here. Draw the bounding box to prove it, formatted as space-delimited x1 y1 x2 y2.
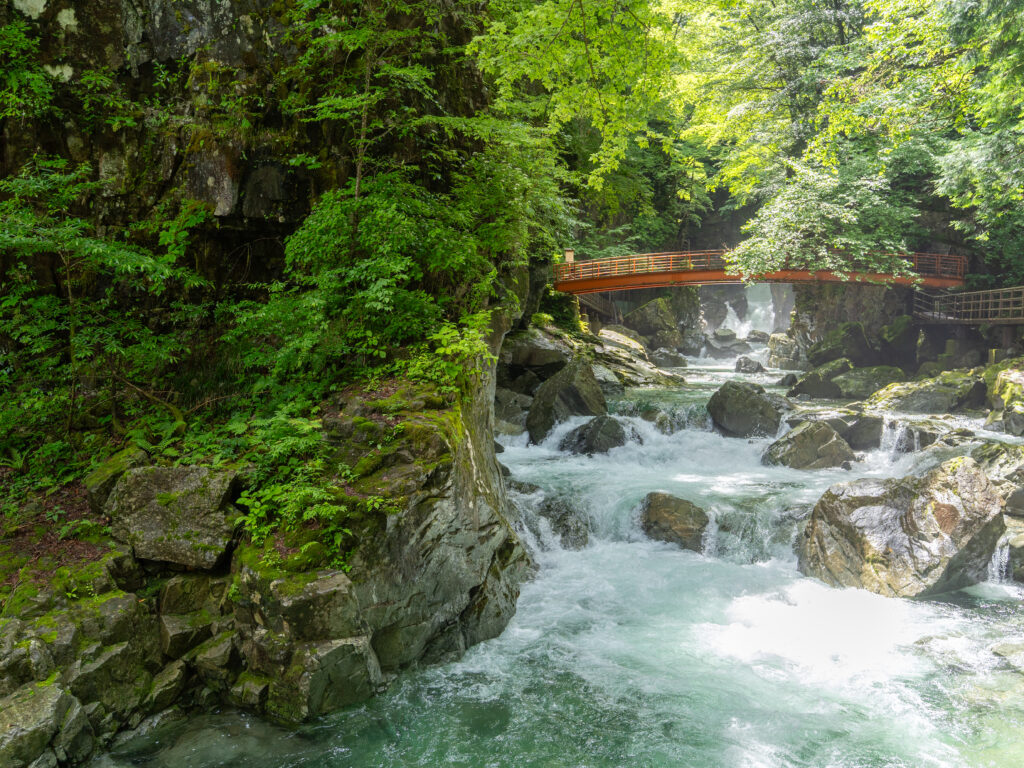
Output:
735 356 765 374
841 414 885 451
107 466 239 570
651 348 688 368
0 683 93 768
640 493 709 552
798 457 1005 597
526 360 607 443
787 358 853 399
264 637 382 723
538 497 590 550
763 422 855 469
235 363 531 723
707 381 790 438
558 416 640 455
622 298 685 350
767 333 806 370
705 330 753 359
971 442 1024 500
864 370 986 413
500 328 570 380
83 447 148 514
494 387 532 434
832 366 906 400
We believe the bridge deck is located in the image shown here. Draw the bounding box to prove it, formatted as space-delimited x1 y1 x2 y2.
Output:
553 250 966 294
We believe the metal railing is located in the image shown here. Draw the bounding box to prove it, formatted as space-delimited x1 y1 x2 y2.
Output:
915 285 1024 325
553 250 966 284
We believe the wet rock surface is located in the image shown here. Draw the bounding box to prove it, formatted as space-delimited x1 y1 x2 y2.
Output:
735 356 765 374
864 370 986 413
763 422 856 470
526 360 607 444
707 381 790 438
640 493 709 552
559 416 641 455
799 457 1005 597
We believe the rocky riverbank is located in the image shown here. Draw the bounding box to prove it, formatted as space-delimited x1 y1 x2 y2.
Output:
6 283 1024 768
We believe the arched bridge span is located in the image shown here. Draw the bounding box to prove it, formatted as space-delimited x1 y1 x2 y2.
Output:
552 250 966 295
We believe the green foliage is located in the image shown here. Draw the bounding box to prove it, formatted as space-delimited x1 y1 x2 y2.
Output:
0 19 54 120
475 0 682 184
731 157 920 276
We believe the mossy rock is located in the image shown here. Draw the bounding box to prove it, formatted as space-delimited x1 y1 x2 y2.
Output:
787 358 853 399
832 366 906 400
84 447 148 515
807 322 880 368
864 369 986 414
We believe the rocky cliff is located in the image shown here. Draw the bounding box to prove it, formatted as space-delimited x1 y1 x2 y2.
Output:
0 302 530 768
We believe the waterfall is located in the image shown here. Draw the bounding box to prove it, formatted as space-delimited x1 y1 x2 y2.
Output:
988 534 1011 583
721 284 776 337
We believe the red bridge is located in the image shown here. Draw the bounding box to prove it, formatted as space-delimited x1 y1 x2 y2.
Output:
552 250 966 294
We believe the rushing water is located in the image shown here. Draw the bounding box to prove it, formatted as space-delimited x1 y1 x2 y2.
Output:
721 284 778 339
94 311 1024 768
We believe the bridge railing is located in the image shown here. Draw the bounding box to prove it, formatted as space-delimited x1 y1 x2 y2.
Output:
553 250 965 283
916 285 1024 325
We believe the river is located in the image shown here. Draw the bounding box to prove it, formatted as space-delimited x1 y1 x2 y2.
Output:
94 294 1024 768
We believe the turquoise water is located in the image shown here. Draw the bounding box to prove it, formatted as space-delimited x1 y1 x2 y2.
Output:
95 354 1024 768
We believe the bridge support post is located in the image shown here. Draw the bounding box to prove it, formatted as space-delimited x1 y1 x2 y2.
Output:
1000 326 1015 349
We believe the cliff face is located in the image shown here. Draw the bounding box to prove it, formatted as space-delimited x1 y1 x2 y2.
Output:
0 274 531 768
4 0 296 265
792 284 912 340
0 360 528 767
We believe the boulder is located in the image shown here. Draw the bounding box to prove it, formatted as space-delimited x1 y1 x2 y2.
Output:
265 636 382 724
159 613 214 659
650 348 688 368
525 360 607 443
777 373 798 387
745 330 771 343
622 298 684 350
831 366 905 400
84 447 148 515
1006 517 1024 582
986 365 1024 435
787 358 853 399
707 381 790 438
500 328 570 380
494 387 532 433
601 325 649 352
767 333 805 370
798 457 1005 597
107 466 239 570
595 329 684 389
807 322 879 368
0 683 93 768
841 414 885 451
971 442 1024 499
705 329 753 359
735 356 765 374
558 416 640 455
763 422 856 469
538 497 590 550
640 493 709 552
590 363 626 397
864 370 986 413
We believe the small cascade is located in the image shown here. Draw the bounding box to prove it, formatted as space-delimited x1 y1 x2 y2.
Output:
880 417 906 456
987 534 1011 583
720 284 776 339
